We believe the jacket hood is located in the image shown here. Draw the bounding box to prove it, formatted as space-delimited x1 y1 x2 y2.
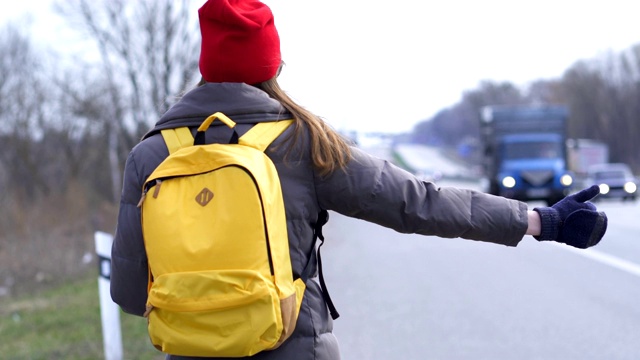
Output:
143 82 291 139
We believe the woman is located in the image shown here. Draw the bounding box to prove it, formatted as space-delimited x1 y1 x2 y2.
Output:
110 1 607 359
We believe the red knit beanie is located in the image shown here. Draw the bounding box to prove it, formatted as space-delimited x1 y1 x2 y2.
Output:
198 0 281 84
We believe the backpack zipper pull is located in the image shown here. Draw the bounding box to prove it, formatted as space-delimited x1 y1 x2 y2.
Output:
137 190 147 208
152 179 163 198
137 179 164 208
143 304 154 318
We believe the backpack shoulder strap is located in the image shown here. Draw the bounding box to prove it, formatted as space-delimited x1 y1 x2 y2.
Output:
161 127 193 154
160 119 293 154
239 120 294 151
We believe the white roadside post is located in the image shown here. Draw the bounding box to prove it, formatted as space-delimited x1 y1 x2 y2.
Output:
95 231 123 360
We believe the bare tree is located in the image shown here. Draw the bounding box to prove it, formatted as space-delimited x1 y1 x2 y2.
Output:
560 50 640 170
0 25 52 199
54 0 200 202
412 80 527 148
525 79 565 105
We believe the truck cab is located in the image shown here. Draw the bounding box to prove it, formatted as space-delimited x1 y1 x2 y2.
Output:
480 105 574 205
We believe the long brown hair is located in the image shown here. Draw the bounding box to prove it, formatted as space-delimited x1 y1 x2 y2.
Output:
258 77 352 177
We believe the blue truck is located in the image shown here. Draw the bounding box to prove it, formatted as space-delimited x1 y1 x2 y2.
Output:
479 105 574 205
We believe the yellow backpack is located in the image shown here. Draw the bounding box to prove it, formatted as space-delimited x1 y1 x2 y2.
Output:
138 112 305 357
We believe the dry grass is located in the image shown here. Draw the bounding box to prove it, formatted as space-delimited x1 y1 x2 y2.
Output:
0 180 165 359
0 181 117 298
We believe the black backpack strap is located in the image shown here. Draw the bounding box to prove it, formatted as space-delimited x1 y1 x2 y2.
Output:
301 210 339 320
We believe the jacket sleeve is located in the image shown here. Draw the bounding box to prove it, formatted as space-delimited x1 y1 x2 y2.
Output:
110 151 149 316
315 147 528 246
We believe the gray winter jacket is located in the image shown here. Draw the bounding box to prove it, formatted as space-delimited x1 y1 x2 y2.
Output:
111 82 529 360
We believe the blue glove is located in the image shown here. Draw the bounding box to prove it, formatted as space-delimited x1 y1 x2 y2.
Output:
533 185 607 249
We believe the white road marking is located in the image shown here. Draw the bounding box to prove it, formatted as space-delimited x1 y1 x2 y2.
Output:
554 243 640 278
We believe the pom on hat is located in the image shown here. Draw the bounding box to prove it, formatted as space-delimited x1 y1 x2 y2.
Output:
198 0 281 84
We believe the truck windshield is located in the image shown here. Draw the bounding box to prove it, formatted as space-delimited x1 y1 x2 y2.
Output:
503 141 562 160
595 170 625 181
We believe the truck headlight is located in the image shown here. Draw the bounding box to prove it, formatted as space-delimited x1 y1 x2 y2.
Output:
502 176 516 188
624 182 637 194
560 174 573 186
599 183 610 195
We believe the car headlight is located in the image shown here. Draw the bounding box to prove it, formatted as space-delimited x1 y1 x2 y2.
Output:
502 176 516 188
560 174 573 187
624 182 637 194
599 183 610 195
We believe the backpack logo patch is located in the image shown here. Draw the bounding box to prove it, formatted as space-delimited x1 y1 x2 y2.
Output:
195 188 214 206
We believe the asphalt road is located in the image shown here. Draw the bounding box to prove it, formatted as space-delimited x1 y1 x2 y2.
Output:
321 144 640 360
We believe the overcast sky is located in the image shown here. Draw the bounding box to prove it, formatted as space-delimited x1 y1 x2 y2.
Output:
3 1 640 133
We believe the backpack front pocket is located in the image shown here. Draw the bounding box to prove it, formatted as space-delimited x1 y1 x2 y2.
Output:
146 269 282 357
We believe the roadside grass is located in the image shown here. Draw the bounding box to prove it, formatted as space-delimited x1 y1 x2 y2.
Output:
390 148 416 173
0 273 163 360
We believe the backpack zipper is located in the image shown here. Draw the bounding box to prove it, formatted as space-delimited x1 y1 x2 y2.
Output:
137 179 163 208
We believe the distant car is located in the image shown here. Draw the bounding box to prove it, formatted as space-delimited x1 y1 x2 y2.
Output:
585 163 638 201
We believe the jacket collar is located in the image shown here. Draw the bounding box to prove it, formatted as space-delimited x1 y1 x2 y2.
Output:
143 82 291 139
